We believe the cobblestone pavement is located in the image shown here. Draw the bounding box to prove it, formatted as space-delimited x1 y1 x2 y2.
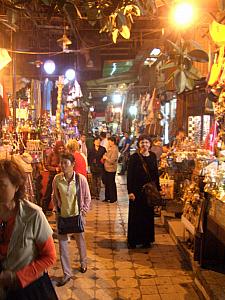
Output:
48 177 201 300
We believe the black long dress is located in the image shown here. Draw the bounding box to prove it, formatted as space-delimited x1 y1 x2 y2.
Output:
127 151 160 247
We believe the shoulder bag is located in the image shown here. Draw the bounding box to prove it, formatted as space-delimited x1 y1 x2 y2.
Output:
137 152 162 207
57 174 84 234
6 272 58 300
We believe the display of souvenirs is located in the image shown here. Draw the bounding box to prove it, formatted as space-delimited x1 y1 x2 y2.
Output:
0 145 12 159
26 140 42 151
172 138 199 152
203 161 225 201
160 173 174 199
26 140 43 162
182 182 203 230
188 116 201 143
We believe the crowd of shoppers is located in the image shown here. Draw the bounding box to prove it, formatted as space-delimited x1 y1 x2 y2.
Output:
0 131 164 294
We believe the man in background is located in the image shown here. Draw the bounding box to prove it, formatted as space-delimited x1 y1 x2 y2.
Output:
118 132 131 175
78 133 88 157
100 132 109 151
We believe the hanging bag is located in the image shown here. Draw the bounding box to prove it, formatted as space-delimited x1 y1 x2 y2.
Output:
57 174 84 234
159 173 174 200
137 152 162 207
208 46 224 86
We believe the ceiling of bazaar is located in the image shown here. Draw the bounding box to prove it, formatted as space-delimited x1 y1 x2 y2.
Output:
0 0 223 102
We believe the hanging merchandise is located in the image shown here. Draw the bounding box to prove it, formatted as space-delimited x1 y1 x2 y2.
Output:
11 153 35 202
0 48 11 70
208 46 224 86
160 173 174 200
210 21 225 47
0 95 6 122
144 89 163 137
30 80 41 119
72 80 83 98
105 104 114 123
145 89 156 125
188 116 202 143
0 80 9 117
43 78 53 112
56 76 64 131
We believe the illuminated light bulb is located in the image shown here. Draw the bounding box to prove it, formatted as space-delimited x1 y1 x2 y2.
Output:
65 69 76 81
44 60 55 74
172 2 195 27
129 105 137 116
112 94 122 104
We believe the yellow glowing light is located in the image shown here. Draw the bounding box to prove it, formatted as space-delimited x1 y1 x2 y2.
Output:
172 2 195 27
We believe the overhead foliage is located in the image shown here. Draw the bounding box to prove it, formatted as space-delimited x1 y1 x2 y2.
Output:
160 39 208 94
3 0 157 42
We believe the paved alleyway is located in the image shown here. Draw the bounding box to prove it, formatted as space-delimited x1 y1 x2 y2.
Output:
49 177 201 300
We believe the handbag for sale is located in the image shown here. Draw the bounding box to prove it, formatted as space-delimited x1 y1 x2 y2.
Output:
160 173 174 200
6 272 58 300
137 152 162 207
57 174 84 234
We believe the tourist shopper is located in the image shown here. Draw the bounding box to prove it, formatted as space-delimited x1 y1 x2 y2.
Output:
88 137 106 200
52 153 91 286
78 134 88 157
118 132 131 175
0 159 57 300
102 137 119 203
172 128 186 149
100 132 109 151
67 139 87 177
42 140 65 212
127 134 160 248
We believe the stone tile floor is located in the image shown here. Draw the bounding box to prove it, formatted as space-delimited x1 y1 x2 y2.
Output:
48 176 201 300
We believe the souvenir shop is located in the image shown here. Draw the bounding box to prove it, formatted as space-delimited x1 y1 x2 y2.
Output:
0 72 88 206
158 23 225 269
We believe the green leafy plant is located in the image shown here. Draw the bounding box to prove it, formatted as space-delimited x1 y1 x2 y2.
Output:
3 0 156 42
160 39 208 94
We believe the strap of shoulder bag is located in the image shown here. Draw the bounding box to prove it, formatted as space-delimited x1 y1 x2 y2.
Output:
137 151 151 181
75 173 81 214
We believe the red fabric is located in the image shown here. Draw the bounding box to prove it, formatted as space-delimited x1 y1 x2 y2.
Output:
74 151 87 177
41 171 54 210
204 121 217 153
0 215 16 257
16 236 56 288
0 78 9 117
41 170 49 197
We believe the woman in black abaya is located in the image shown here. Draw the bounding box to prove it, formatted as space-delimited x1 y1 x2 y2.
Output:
127 134 160 248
